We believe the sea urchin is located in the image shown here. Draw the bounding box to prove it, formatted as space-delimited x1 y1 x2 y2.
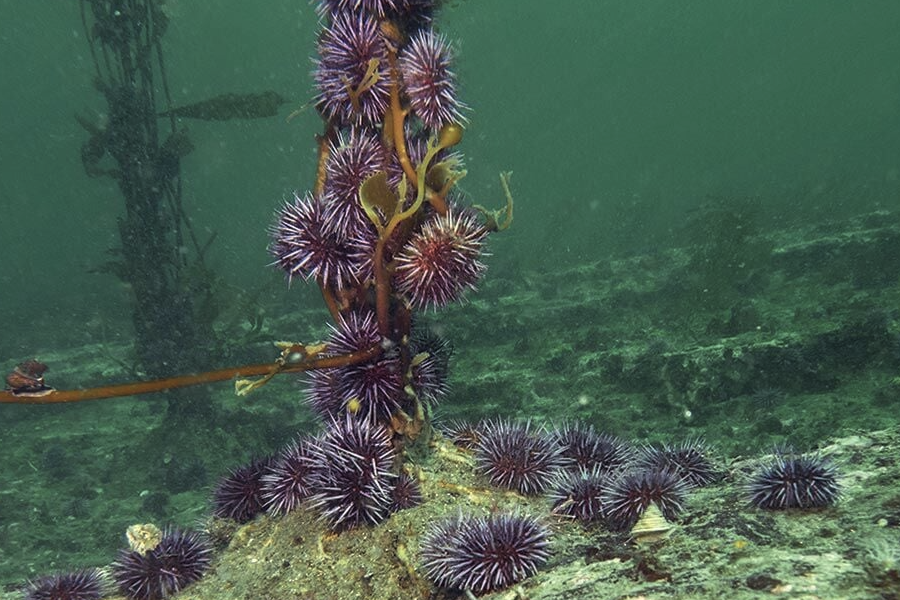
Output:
420 512 550 594
553 421 635 474
399 28 466 130
394 206 488 310
25 569 106 600
270 192 357 290
747 452 840 510
390 472 423 513
307 414 397 530
314 11 390 126
474 418 568 495
603 468 689 532
637 438 718 488
261 437 316 516
549 466 608 524
212 456 274 523
112 529 211 600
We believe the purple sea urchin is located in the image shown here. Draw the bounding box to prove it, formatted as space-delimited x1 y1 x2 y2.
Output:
304 368 344 420
339 352 404 422
747 452 840 509
390 472 423 512
316 0 403 18
26 569 106 600
400 29 466 130
436 418 482 449
394 206 488 309
549 467 608 524
420 512 551 594
270 192 357 289
328 310 382 356
112 530 211 600
308 414 397 530
322 130 387 233
314 11 390 126
212 456 273 523
261 437 316 515
638 439 718 488
408 329 452 405
328 310 404 422
304 310 405 423
474 419 568 495
603 468 689 532
553 422 635 473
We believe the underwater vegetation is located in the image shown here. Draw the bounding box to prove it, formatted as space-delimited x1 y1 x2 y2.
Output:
862 537 900 594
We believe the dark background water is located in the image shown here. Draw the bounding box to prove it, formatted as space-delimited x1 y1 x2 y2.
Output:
1 0 898 356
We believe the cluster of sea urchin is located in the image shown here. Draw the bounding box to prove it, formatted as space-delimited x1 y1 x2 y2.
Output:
265 0 484 542
26 1 488 596
211 414 421 531
450 419 721 530
271 0 490 436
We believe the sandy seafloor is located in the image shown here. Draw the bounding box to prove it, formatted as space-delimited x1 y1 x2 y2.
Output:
2 208 900 599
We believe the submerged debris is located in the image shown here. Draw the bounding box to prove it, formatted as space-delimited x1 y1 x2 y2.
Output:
157 91 288 121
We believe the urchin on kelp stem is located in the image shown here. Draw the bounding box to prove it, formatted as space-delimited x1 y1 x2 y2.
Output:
270 1 499 436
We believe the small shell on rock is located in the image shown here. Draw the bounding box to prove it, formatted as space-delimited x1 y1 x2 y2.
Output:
126 522 163 554
630 504 673 543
